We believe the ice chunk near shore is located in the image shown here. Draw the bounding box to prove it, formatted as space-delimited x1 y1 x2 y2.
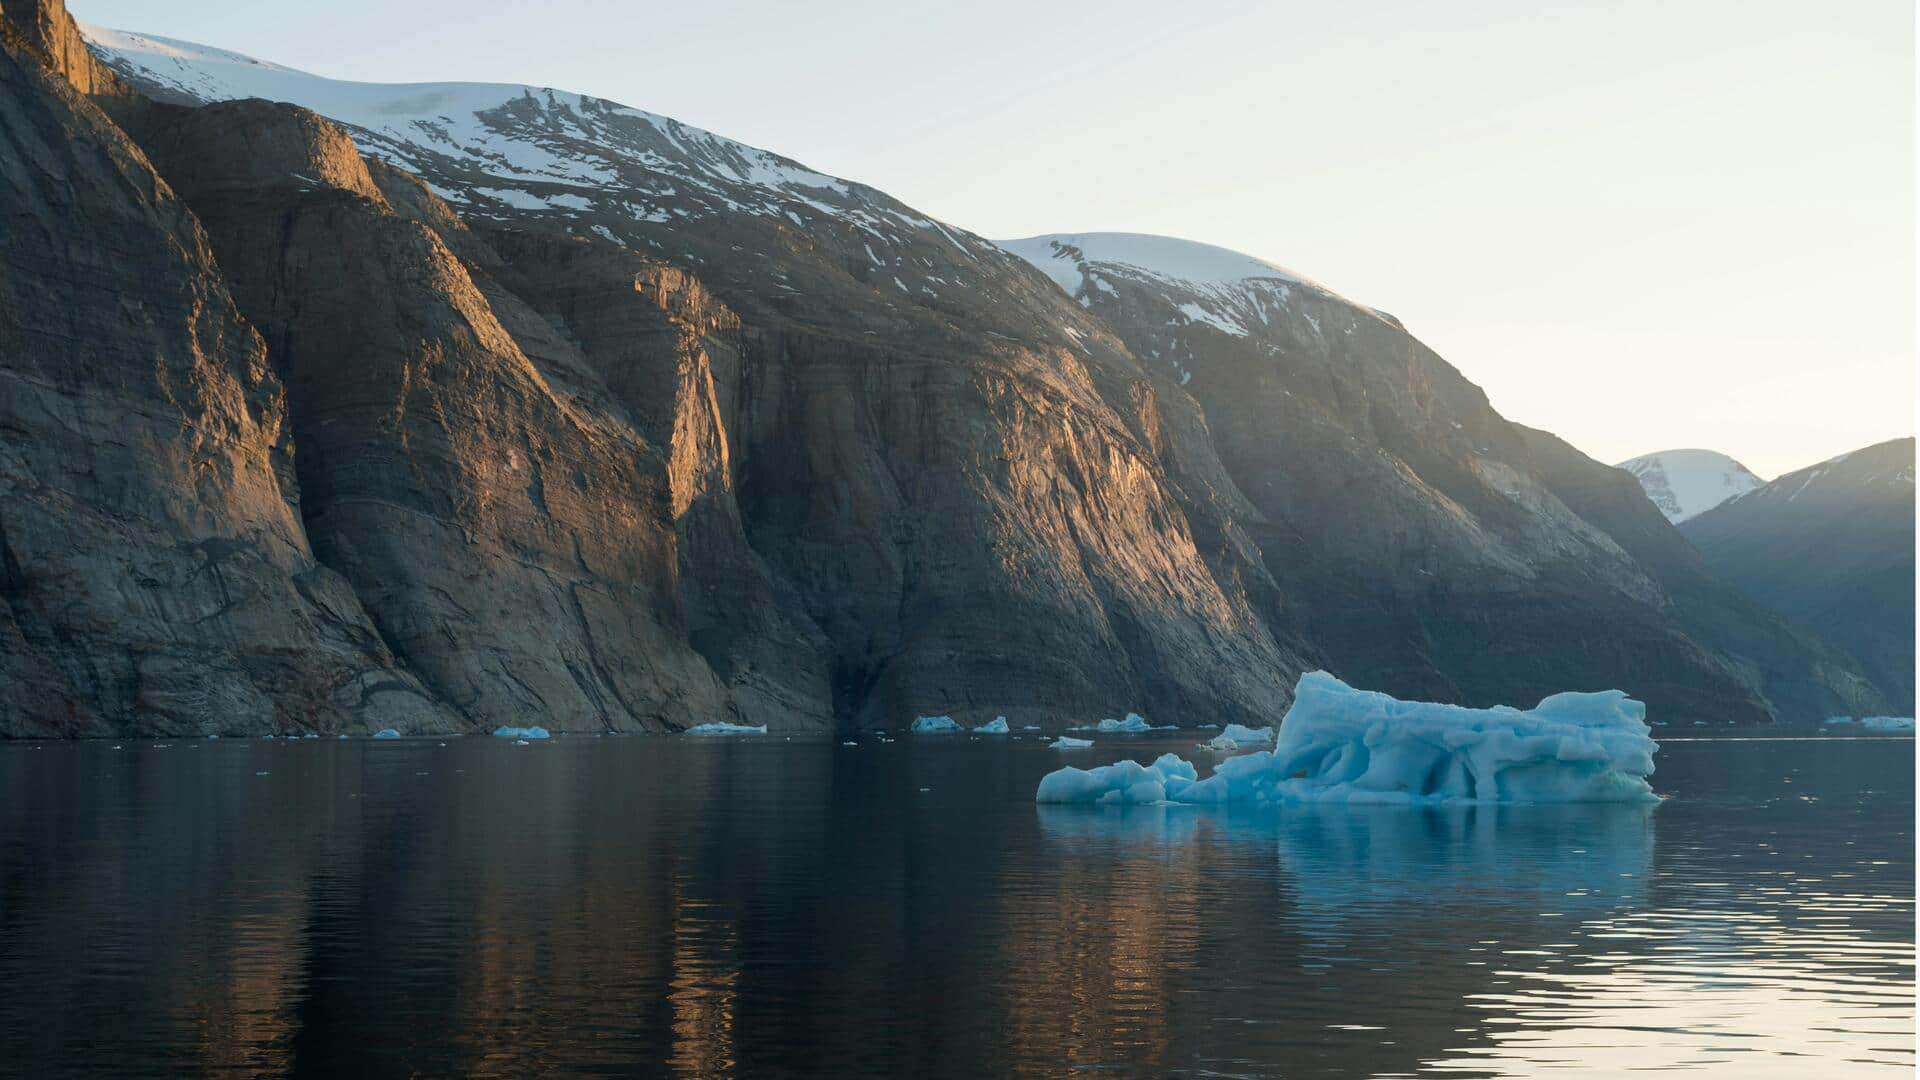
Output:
1199 723 1273 752
974 717 1010 734
1036 753 1197 804
1050 736 1095 750
911 716 963 733
1037 671 1658 805
1074 713 1171 733
683 722 767 735
493 725 551 739
1861 716 1916 732
372 729 401 739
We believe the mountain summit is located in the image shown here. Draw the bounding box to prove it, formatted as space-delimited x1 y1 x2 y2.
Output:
1617 449 1766 523
0 2 1886 735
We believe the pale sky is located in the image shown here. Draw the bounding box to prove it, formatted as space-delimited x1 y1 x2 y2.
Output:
73 0 1915 477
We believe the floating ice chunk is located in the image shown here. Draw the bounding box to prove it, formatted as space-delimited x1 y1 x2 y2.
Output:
1050 736 1095 750
1073 713 1172 733
973 717 1010 734
683 722 767 736
1861 716 1915 732
302 733 319 739
911 716 963 733
1036 754 1198 804
1022 725 1043 731
372 729 401 739
1198 734 1239 752
492 725 551 739
514 739 531 746
1036 672 1658 805
1219 723 1274 745
841 741 858 747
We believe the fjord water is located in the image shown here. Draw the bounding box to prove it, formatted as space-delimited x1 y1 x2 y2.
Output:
0 735 1909 1077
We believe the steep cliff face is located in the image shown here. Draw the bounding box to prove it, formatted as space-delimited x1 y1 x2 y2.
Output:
81 24 1322 729
1 8 1882 736
1001 234 1884 724
0 17 448 736
127 97 814 732
1683 438 1916 713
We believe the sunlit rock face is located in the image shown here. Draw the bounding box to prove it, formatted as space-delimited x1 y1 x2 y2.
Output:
0 1 1883 734
0 13 450 737
1001 234 1884 725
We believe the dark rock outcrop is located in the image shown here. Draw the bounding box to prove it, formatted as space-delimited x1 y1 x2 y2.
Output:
1002 235 1885 724
1683 438 1916 713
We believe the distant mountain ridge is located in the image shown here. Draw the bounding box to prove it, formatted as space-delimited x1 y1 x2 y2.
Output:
1682 438 1916 713
1617 449 1766 523
0 2 1887 735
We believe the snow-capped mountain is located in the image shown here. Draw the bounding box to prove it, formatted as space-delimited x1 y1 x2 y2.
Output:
0 0 1885 735
80 23 1032 328
1616 449 1766 523
1682 438 1915 711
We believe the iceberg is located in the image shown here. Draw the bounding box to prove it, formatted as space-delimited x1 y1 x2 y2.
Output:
973 717 1010 734
492 725 551 739
1049 736 1095 750
683 722 767 735
372 729 401 739
1073 713 1171 733
1861 716 1916 732
911 716 963 733
1036 671 1658 805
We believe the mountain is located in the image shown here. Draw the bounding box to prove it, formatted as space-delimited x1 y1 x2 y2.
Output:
1617 449 1766 523
998 233 1882 724
0 2 1884 735
1682 438 1916 712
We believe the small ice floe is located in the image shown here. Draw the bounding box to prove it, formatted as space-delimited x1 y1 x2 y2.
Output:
492 725 551 739
1072 713 1172 733
841 741 858 747
372 729 402 739
1022 725 1042 731
911 716 963 733
206 734 219 740
1037 671 1659 805
682 722 767 736
303 733 319 740
1050 736 1095 750
1037 753 1195 803
1863 716 1916 732
973 717 1010 734
513 739 530 746
1200 723 1274 751
337 734 350 740
255 771 270 776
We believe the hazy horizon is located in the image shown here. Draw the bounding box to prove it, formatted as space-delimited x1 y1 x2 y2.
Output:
71 0 1914 477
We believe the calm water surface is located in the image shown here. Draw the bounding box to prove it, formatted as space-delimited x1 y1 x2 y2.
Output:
0 733 1910 1077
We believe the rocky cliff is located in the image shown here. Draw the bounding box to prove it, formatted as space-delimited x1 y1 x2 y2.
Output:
0 2 1887 735
1000 234 1884 724
0 9 450 735
1682 438 1915 713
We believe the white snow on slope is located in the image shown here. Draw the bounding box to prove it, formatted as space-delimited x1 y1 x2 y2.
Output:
1616 449 1765 523
1036 671 1658 806
997 232 1395 345
999 233 1314 294
77 22 994 253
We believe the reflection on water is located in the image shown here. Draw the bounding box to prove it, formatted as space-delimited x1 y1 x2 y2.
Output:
0 735 1908 1077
